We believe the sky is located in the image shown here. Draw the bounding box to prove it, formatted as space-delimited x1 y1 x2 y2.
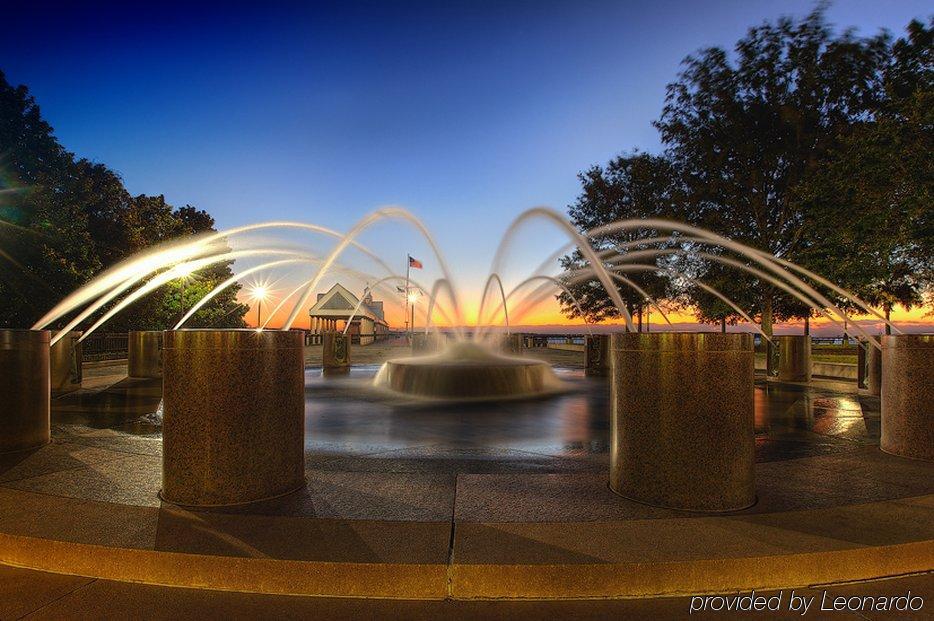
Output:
2 1 931 331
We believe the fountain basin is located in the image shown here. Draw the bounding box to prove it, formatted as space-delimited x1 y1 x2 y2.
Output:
373 342 565 401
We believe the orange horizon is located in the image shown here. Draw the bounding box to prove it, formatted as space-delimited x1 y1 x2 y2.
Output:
242 291 932 332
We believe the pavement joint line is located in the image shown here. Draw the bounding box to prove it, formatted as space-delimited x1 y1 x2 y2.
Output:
16 575 98 620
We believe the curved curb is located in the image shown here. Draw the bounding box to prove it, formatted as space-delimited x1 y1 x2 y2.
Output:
0 531 448 600
451 540 934 599
0 530 931 600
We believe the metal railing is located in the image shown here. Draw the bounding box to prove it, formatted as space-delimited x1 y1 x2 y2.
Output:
81 333 128 362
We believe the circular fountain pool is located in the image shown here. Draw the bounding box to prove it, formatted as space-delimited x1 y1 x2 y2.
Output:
372 341 567 401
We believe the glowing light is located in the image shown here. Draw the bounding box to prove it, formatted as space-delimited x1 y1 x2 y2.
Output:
407 291 420 304
171 263 195 279
249 285 270 302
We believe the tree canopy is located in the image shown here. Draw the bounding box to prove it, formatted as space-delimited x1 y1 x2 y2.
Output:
560 9 933 334
0 70 247 330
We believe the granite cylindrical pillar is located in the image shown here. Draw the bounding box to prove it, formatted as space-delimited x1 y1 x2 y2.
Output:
776 335 811 382
866 341 882 396
322 331 350 374
161 329 305 506
50 331 82 395
585 334 609 377
0 330 51 453
411 332 441 354
610 333 755 512
502 334 523 355
128 330 164 378
881 335 933 461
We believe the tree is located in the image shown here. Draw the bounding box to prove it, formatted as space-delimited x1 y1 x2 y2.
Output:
0 70 247 330
790 19 933 332
557 153 679 327
653 7 892 336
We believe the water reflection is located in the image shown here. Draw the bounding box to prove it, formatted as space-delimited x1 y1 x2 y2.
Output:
48 369 878 463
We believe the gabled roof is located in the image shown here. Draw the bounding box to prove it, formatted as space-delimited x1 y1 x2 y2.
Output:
309 284 359 313
308 283 388 326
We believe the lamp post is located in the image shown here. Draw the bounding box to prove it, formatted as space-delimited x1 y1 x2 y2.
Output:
407 290 419 338
248 285 270 329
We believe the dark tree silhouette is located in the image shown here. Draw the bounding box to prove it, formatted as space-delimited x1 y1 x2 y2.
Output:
0 70 247 330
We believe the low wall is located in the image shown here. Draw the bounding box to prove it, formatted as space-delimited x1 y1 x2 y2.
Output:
754 356 856 380
546 343 585 352
812 361 857 380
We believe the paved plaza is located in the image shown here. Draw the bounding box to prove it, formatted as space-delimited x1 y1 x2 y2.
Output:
0 352 931 607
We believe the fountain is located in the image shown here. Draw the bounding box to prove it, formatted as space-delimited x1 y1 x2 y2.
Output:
19 204 923 511
373 340 565 401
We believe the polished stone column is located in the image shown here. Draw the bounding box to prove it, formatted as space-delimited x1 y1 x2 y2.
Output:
585 334 609 376
609 333 755 512
502 334 523 355
411 332 442 354
881 334 933 461
128 330 163 379
322 331 350 374
858 339 883 395
0 330 51 453
866 341 882 396
161 329 305 506
776 335 811 382
50 331 83 395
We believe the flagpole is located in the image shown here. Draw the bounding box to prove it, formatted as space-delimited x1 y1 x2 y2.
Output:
405 255 411 341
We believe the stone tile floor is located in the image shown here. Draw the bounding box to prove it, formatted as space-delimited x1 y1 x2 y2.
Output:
1 366 929 524
0 365 932 610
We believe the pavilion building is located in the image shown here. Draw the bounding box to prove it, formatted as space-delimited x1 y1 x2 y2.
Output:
307 284 390 345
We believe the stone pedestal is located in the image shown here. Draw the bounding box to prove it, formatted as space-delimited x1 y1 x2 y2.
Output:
128 331 163 379
776 335 811 382
881 335 933 461
866 342 882 396
609 333 755 512
161 329 305 506
322 331 350 375
858 340 883 395
411 332 442 354
0 330 51 453
50 331 82 395
585 335 609 377
502 334 523 355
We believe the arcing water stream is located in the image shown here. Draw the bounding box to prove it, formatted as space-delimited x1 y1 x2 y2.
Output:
33 207 894 363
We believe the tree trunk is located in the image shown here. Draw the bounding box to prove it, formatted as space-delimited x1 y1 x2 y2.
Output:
720 317 726 333
842 312 848 344
804 315 809 336
637 308 643 333
885 306 892 335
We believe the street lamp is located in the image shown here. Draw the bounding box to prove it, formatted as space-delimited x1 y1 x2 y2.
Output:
248 285 270 329
407 290 420 338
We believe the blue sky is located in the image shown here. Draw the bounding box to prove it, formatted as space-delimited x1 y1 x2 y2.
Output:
2 1 931 323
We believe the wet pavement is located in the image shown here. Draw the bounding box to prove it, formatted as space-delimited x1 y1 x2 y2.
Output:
45 364 882 473
2 363 929 603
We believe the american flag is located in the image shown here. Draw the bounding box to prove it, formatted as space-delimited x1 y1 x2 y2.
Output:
408 255 423 269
